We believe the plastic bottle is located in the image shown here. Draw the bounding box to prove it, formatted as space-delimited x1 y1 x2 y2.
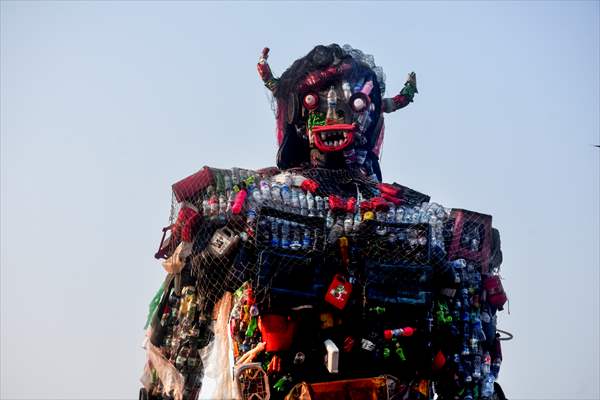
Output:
259 180 272 202
246 209 257 227
231 189 247 215
270 218 280 247
281 220 290 249
271 183 282 205
306 192 315 216
327 218 344 244
291 188 300 211
375 211 387 236
326 86 337 122
326 210 334 229
387 205 397 241
249 185 262 205
482 351 491 376
219 194 227 218
202 198 210 217
344 213 354 234
472 354 482 380
463 387 474 400
302 227 312 249
281 184 291 208
472 315 487 344
353 211 361 231
290 222 302 250
395 206 405 223
342 81 352 100
491 357 502 378
481 374 495 399
315 196 324 217
224 174 232 192
226 191 234 213
298 191 308 215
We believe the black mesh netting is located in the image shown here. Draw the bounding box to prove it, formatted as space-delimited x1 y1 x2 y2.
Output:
142 166 508 400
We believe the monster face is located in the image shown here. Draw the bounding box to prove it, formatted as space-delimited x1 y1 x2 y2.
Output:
298 74 381 170
258 44 417 180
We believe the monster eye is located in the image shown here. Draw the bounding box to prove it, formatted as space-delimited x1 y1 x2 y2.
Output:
303 92 319 111
349 92 370 112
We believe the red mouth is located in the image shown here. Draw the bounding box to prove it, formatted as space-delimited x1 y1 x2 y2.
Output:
312 124 355 152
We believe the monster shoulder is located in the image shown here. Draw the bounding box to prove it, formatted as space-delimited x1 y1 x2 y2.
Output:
379 179 503 275
154 165 279 260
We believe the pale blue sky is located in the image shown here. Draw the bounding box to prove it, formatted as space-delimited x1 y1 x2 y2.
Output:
1 1 598 399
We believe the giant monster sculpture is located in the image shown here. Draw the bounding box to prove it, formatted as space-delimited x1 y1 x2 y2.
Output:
139 44 509 400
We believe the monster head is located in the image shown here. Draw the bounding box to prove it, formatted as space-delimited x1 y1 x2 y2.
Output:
258 44 417 181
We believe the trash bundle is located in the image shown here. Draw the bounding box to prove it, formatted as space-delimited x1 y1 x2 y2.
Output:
139 44 510 400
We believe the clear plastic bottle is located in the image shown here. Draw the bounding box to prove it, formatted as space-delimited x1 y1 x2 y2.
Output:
281 220 290 249
482 351 491 376
315 196 324 217
298 191 308 216
386 205 397 242
326 209 334 229
302 227 312 249
281 184 291 209
246 209 257 228
270 218 280 247
491 357 502 378
472 354 482 380
472 316 487 344
290 222 301 250
353 211 361 231
327 217 344 244
250 186 262 205
202 198 210 217
271 183 282 205
375 210 387 236
260 180 272 202
344 213 354 234
226 191 234 214
481 375 495 399
306 192 315 216
291 188 300 211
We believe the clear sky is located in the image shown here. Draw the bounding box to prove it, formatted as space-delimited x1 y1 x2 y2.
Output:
1 1 598 399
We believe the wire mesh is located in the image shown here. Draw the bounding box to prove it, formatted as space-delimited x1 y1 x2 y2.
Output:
144 165 506 400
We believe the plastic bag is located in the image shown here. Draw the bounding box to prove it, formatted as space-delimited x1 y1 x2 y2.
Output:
145 340 185 400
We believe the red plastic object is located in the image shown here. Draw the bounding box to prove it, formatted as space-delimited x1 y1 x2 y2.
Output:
378 183 402 197
231 189 247 215
258 315 297 352
483 275 508 309
446 209 492 272
154 205 198 259
432 350 446 371
324 274 353 310
346 197 357 213
383 327 415 341
300 179 319 193
381 193 402 206
359 200 373 212
328 195 347 213
370 197 389 212
312 124 355 153
297 63 352 92
181 213 202 242
172 166 214 203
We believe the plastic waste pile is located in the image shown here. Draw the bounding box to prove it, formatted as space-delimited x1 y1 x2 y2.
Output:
139 44 510 400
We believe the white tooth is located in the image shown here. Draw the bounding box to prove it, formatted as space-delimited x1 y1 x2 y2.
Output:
334 140 340 146
343 132 348 139
321 133 326 140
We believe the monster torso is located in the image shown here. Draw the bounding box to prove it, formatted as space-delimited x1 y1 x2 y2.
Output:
142 165 505 400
